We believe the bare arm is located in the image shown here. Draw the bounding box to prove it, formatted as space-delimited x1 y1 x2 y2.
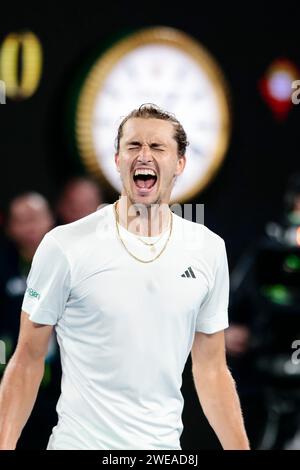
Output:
191 330 250 450
0 311 53 449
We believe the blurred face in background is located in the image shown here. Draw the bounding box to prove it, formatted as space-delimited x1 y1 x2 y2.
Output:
7 193 54 252
57 179 103 224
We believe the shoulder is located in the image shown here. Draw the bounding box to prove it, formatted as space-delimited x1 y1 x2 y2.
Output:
173 210 225 254
172 211 227 286
46 203 113 253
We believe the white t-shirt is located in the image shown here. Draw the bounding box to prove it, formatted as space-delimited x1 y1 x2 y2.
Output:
21 202 229 450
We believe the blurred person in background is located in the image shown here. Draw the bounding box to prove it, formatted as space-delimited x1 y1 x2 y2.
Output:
55 176 104 225
0 192 54 345
0 191 57 449
225 173 300 449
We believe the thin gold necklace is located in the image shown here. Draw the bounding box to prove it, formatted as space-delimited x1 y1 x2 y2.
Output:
114 200 173 263
136 214 171 247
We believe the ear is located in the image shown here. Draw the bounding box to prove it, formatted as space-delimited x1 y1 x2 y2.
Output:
174 155 186 176
114 153 120 172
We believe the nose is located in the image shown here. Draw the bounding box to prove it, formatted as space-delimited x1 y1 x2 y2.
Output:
137 144 153 163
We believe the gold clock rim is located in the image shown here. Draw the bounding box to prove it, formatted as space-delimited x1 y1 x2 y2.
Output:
75 26 231 203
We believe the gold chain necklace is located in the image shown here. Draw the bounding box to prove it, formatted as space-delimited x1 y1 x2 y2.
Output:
114 200 173 263
136 215 171 247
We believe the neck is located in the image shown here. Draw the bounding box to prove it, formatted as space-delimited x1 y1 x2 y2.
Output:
116 195 171 237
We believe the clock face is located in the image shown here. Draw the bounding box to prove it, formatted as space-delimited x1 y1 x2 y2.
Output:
75 27 231 203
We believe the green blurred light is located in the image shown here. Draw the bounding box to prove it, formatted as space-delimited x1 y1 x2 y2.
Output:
284 254 300 272
41 363 52 388
261 284 292 305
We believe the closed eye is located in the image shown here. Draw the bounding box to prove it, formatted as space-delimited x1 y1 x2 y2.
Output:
126 142 166 151
150 144 166 151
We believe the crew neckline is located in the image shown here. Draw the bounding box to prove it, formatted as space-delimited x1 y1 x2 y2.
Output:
111 202 173 241
117 221 170 241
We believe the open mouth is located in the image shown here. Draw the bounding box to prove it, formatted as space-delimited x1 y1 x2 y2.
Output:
132 169 158 192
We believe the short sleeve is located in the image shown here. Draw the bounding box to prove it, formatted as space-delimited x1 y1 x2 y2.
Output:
195 238 230 334
21 232 71 325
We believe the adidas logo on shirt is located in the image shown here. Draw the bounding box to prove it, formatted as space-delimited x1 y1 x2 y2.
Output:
181 267 196 278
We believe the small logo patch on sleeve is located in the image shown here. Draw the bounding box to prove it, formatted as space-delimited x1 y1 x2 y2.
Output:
26 287 41 300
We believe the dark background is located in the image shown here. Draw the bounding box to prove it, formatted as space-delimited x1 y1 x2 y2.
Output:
0 2 300 449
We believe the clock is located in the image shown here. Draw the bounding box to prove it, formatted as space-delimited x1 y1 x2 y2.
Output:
74 26 231 203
